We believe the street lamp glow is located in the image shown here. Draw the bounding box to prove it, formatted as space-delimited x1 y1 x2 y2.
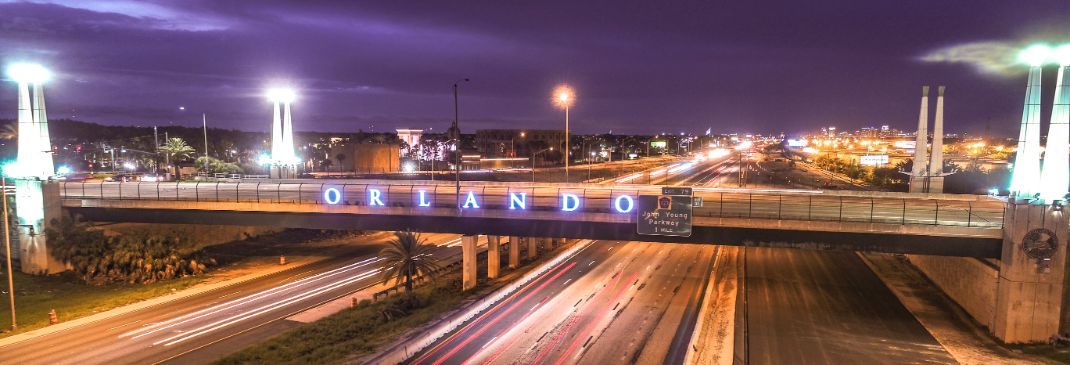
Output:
553 85 574 109
5 63 50 84
266 88 296 103
1018 44 1052 67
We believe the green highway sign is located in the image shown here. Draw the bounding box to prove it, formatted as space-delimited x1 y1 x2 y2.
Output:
661 187 692 196
637 195 693 237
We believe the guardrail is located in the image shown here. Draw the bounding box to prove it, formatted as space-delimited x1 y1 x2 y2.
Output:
59 181 1005 229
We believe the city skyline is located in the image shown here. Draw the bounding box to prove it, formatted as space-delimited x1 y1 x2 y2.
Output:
1 1 1069 136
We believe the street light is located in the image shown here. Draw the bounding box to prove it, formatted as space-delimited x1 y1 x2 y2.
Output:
553 84 574 182
532 147 553 183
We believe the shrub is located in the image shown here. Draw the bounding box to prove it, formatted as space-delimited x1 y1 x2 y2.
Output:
45 215 216 285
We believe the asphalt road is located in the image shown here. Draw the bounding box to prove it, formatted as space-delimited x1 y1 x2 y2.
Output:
0 232 471 365
410 240 715 365
742 248 956 364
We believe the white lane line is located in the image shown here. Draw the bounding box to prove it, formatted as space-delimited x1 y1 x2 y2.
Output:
122 256 383 339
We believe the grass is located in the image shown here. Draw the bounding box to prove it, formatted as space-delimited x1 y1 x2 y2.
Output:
0 270 204 337
214 271 469 365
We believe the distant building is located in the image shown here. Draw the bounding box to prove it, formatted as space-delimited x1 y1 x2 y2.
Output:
396 128 423 156
475 129 564 158
329 143 400 173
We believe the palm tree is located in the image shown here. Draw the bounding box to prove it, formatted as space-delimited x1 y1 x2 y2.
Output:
159 137 195 179
379 230 441 294
0 123 16 140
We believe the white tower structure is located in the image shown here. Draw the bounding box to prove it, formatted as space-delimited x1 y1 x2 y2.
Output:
5 63 64 274
1010 45 1048 199
928 86 945 176
7 63 55 179
926 86 947 193
267 88 298 178
1040 45 1070 202
908 86 930 192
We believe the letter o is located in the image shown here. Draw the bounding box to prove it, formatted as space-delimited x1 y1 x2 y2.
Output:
614 195 634 213
323 188 342 205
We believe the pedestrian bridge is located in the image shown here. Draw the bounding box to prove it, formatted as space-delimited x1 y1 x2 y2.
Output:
59 181 1005 258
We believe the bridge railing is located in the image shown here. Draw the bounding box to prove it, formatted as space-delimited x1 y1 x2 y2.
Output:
60 181 1005 229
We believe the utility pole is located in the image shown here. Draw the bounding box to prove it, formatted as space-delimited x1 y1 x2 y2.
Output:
202 113 209 174
452 78 469 210
153 126 160 174
2 174 16 331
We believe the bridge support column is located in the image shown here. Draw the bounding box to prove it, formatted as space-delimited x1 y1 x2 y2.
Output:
508 236 520 269
487 235 501 279
17 180 64 274
527 237 538 261
461 235 478 291
993 200 1069 343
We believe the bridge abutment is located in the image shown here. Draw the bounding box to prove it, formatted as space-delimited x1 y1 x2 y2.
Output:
16 180 64 274
992 200 1068 343
906 200 1070 344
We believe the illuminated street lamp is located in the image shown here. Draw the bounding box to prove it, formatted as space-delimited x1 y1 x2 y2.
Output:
553 85 574 182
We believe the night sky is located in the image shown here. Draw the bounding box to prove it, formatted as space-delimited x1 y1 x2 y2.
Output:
1 1 1068 136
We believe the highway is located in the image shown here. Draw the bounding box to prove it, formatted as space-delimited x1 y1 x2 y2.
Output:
729 149 957 364
743 248 955 364
404 149 963 364
0 233 473 365
410 240 715 365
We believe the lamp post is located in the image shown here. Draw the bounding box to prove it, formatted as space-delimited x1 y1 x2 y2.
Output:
1 173 14 331
202 113 209 174
553 85 574 183
532 147 553 183
453 78 469 210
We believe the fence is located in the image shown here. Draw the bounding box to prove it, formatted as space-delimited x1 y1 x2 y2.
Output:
60 181 1005 228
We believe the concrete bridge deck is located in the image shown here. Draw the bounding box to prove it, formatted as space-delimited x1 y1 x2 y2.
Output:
59 181 1005 257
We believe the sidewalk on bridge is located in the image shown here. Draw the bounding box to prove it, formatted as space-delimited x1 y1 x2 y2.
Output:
0 255 325 348
685 246 741 365
858 252 1037 365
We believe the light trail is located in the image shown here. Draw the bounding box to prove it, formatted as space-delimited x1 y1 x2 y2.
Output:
121 256 383 339
156 268 383 346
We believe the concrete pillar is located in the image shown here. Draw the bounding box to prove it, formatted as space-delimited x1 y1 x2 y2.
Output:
509 236 520 269
527 237 538 261
17 180 64 274
487 235 501 279
993 200 1069 343
461 235 478 291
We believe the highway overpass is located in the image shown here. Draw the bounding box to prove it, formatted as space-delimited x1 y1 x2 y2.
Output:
59 180 1005 258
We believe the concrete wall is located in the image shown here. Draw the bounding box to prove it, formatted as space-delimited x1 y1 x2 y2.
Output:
330 143 400 173
906 254 998 329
